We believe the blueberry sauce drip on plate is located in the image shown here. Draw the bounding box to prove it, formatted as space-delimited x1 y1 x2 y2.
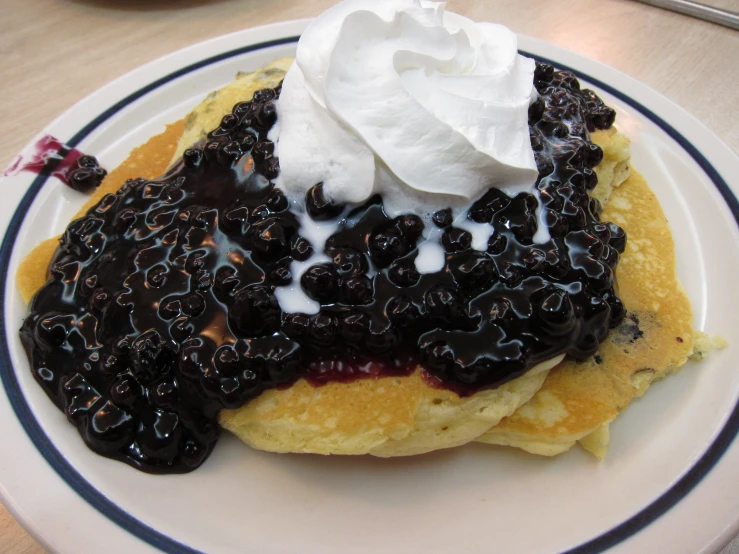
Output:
20 64 626 473
3 135 107 192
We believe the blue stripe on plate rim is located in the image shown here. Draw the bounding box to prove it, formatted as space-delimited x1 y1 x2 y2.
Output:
0 35 737 554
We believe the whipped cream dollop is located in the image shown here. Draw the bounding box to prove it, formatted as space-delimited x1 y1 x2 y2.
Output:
274 0 539 222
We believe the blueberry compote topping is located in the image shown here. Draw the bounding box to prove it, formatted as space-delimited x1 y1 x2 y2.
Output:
21 64 626 473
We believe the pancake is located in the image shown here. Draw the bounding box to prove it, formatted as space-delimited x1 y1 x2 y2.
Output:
476 168 695 458
17 59 704 461
161 59 568 456
588 127 631 207
172 58 293 164
18 60 566 458
219 357 563 456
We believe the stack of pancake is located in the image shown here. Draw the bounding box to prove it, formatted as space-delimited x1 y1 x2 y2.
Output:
18 58 701 461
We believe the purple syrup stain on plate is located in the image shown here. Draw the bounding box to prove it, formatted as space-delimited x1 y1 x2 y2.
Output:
3 135 106 193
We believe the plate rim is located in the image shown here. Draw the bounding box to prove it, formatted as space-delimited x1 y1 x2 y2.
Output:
1 20 738 554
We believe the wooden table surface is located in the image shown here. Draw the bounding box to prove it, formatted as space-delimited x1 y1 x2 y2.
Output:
0 0 737 552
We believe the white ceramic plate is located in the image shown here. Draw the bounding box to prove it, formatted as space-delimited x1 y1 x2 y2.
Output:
1 20 738 554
